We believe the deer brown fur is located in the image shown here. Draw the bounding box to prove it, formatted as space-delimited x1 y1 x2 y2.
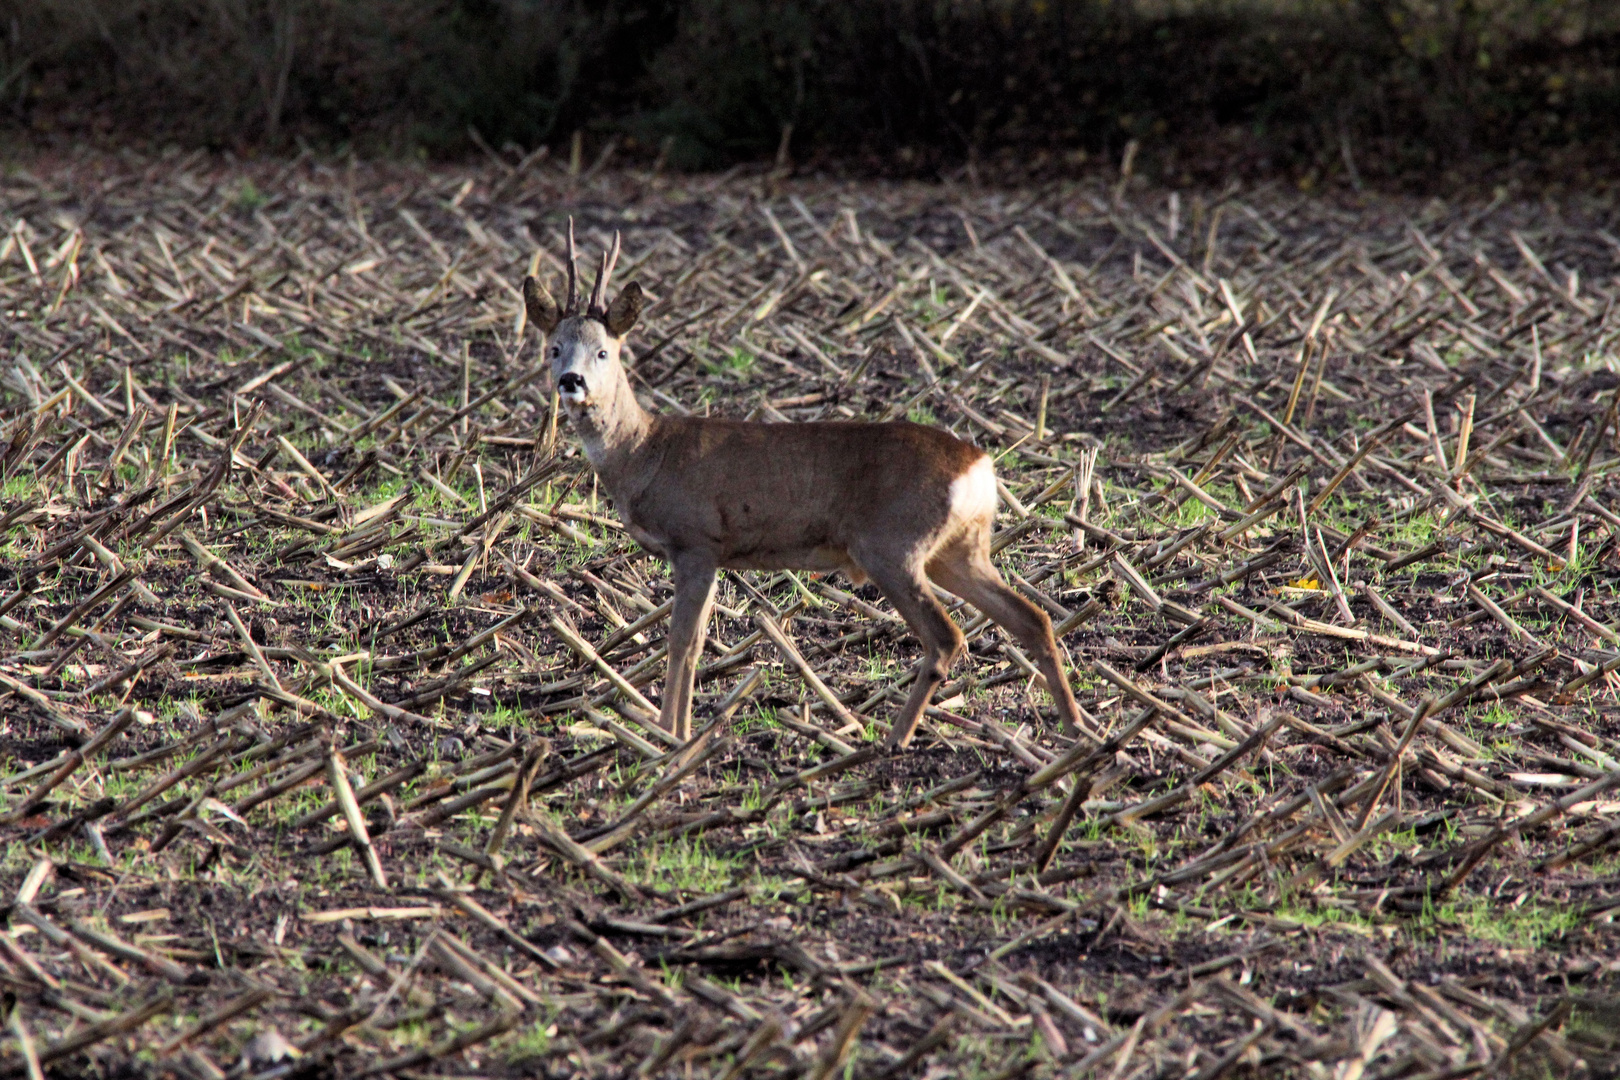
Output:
523 224 1082 749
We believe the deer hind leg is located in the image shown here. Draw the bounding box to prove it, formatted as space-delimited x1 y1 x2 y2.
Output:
859 556 965 751
661 552 718 742
928 542 1082 738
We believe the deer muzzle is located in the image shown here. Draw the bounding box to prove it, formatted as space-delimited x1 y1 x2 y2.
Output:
557 372 588 401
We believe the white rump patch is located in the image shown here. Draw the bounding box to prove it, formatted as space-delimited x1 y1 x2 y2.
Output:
949 455 997 523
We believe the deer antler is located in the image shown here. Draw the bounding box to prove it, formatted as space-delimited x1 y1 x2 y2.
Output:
588 231 622 318
564 218 580 316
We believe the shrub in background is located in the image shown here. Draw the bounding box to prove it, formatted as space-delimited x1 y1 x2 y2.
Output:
0 0 671 152
0 0 1616 186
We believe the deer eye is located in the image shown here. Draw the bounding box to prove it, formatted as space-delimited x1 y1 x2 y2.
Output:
597 349 608 360
549 346 560 358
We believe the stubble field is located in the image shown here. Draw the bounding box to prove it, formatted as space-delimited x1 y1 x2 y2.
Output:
0 151 1618 1078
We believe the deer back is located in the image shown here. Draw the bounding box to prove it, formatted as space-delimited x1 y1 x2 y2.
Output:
610 416 992 570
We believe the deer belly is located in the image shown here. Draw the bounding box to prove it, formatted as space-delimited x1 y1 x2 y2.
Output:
720 545 851 574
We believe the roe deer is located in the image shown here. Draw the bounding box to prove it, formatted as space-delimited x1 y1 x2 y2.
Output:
523 223 1081 749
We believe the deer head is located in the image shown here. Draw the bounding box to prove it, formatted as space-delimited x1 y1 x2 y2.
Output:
523 221 646 456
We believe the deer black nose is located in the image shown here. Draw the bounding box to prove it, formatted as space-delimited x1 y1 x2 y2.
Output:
558 372 587 395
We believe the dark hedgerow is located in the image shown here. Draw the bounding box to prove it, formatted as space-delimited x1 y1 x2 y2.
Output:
2 1 1619 185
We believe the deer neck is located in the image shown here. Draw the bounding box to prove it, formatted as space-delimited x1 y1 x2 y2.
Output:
570 364 653 488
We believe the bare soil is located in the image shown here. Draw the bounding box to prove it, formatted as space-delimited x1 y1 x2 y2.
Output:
0 152 1617 1078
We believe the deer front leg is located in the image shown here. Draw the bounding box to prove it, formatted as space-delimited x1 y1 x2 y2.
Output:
660 551 718 741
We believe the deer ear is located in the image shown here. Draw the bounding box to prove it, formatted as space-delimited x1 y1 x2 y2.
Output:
523 275 561 334
604 281 645 338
